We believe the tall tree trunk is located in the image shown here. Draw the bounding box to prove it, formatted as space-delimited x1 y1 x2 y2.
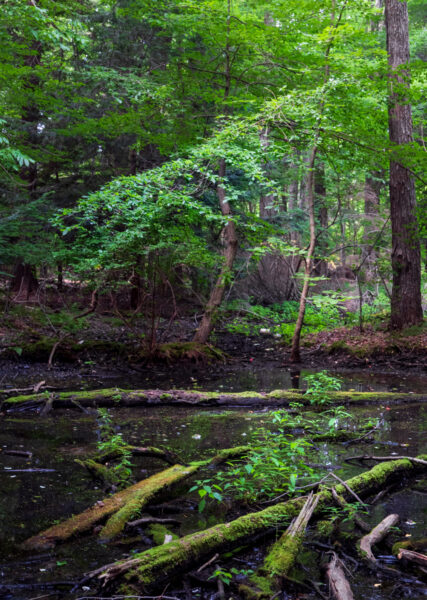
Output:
287 150 300 245
385 0 423 329
362 172 382 281
13 0 42 299
290 147 317 363
313 164 328 277
193 160 238 343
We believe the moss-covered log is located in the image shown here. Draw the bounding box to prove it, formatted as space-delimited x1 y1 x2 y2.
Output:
21 445 252 550
21 464 199 551
75 458 120 486
3 387 425 411
240 492 319 599
91 454 427 590
96 445 180 466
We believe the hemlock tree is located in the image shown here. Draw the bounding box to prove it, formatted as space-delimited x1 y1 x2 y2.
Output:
385 0 423 328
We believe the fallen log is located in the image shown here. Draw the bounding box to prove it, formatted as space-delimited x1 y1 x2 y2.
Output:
3 388 425 411
326 552 354 600
75 459 120 486
21 445 252 550
21 464 199 551
397 549 427 568
331 489 370 532
358 513 400 565
239 492 319 599
87 454 427 590
96 445 180 466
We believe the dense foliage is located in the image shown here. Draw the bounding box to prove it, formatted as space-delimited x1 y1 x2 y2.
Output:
0 0 425 343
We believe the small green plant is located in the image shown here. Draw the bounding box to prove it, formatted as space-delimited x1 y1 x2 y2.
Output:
209 567 233 586
304 370 342 405
96 408 133 487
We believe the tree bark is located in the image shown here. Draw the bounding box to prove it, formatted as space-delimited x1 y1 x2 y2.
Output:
193 159 238 343
290 146 317 363
362 173 382 281
385 0 423 329
314 164 328 277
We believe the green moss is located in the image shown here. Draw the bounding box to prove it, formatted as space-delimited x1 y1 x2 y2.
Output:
75 458 120 485
392 537 427 555
316 520 335 537
4 388 425 409
99 464 200 541
263 534 301 576
148 523 178 546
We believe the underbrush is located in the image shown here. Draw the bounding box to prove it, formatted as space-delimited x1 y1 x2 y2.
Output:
222 295 349 343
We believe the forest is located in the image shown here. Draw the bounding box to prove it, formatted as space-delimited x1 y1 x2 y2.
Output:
0 1 426 600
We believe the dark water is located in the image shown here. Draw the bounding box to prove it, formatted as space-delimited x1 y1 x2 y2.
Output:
0 369 426 599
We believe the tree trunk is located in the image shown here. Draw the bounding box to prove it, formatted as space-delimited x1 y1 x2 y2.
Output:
362 172 382 281
193 160 238 343
290 147 317 363
314 164 328 277
11 263 38 299
385 0 423 329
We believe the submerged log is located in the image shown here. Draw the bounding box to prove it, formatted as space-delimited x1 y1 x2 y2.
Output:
3 388 425 411
240 492 319 599
96 445 180 466
75 459 120 486
88 454 427 590
21 446 252 550
359 513 400 565
326 552 354 600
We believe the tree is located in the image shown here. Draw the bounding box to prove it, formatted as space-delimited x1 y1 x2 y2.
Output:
385 0 423 328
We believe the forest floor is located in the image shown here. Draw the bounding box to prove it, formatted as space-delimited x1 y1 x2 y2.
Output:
0 301 425 390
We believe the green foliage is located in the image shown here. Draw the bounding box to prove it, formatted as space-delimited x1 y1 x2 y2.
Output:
96 409 133 487
303 371 343 405
224 296 345 343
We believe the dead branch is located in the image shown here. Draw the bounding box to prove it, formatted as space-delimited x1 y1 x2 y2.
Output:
359 513 399 565
326 552 354 600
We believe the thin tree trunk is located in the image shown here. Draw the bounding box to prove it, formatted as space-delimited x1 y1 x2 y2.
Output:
362 173 382 281
385 0 423 328
314 164 328 276
290 146 317 363
193 0 238 344
193 160 238 344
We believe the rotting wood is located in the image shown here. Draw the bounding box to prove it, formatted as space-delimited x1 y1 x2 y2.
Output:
21 445 252 549
86 454 427 590
96 445 181 466
326 552 354 600
20 464 199 551
3 388 426 412
347 455 427 467
75 459 120 486
397 549 427 568
358 513 399 565
1 449 33 458
127 517 182 528
239 492 319 599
